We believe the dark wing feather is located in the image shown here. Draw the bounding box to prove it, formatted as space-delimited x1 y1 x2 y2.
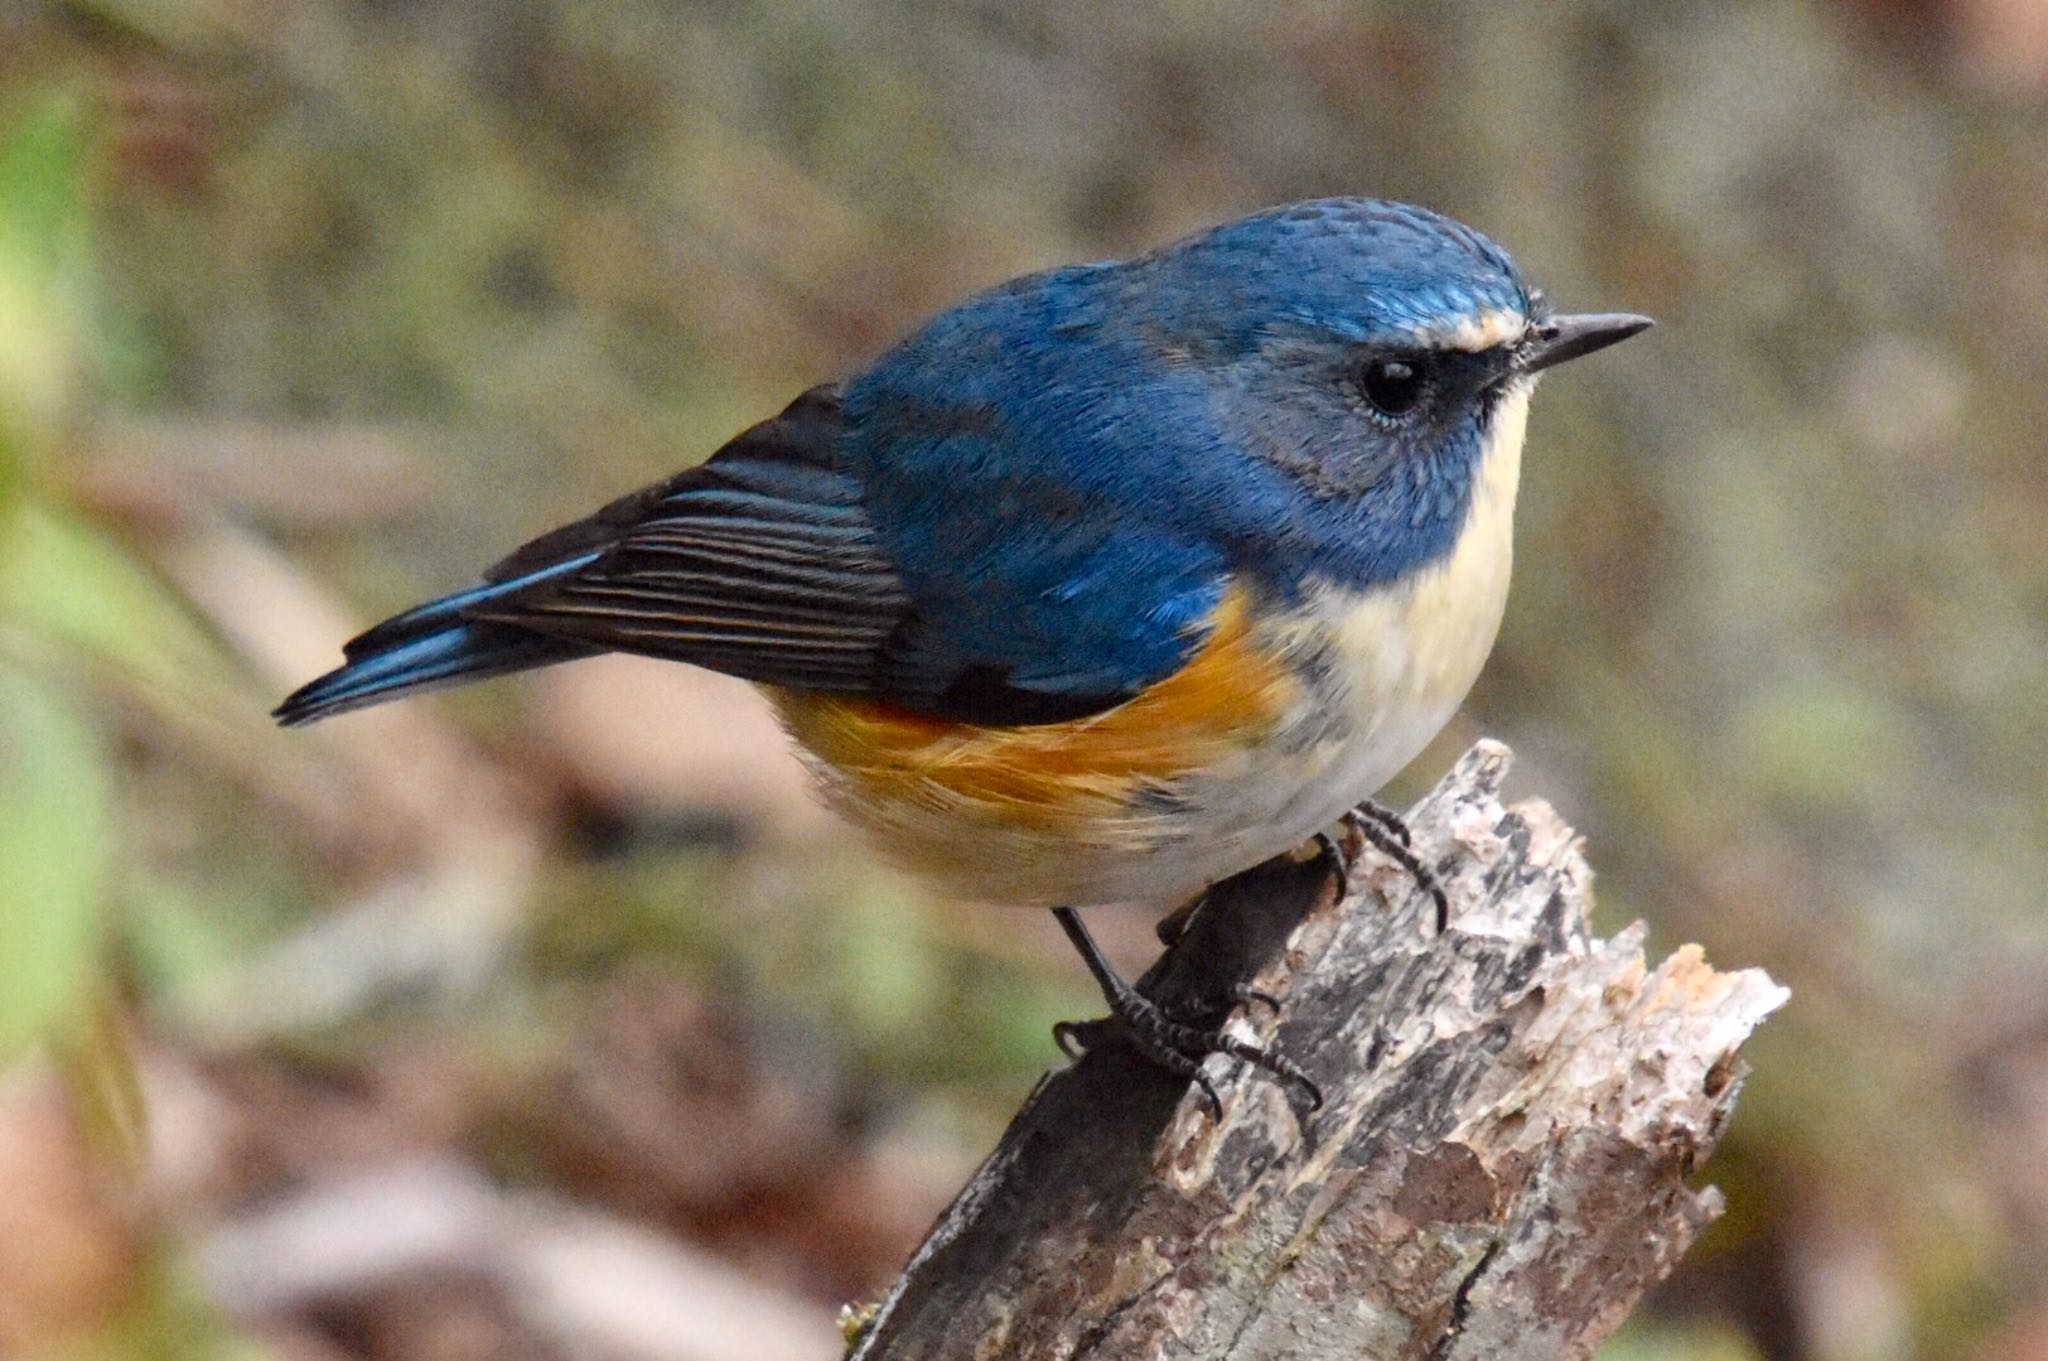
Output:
471 385 912 693
279 376 1226 729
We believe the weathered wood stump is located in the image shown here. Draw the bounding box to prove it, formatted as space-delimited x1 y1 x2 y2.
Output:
848 741 1787 1360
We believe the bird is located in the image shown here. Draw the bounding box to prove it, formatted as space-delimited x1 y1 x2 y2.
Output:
276 197 1650 1113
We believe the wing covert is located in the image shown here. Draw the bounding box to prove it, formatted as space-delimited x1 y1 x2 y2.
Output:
472 386 909 693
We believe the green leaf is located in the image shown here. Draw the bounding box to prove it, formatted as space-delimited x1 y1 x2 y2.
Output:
0 662 112 1061
0 89 96 501
0 90 92 281
0 503 249 734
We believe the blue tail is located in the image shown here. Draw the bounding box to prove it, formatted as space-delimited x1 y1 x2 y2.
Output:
273 556 601 726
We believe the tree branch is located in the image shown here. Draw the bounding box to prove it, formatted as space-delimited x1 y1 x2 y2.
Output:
849 740 1788 1361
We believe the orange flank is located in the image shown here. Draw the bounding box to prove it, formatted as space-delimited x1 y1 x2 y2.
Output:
772 585 1298 833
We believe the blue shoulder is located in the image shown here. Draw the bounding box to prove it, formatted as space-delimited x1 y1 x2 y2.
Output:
842 264 1242 718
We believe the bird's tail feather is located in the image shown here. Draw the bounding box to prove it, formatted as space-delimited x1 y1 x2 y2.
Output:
272 555 601 726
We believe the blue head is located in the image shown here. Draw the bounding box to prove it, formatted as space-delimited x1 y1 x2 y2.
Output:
1119 200 1547 579
848 198 1649 605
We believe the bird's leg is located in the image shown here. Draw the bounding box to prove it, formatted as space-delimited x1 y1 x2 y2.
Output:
1344 797 1450 932
1048 906 1321 1118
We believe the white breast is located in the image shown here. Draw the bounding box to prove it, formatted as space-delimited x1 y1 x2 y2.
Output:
1091 380 1531 905
1295 378 1528 798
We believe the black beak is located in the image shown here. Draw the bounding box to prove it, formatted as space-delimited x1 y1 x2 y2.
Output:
1520 312 1654 374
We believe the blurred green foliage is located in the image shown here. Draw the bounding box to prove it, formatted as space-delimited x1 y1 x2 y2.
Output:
0 90 90 486
0 86 277 1361
0 662 111 1062
0 91 113 1066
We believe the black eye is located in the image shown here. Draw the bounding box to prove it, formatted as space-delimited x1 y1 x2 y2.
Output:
1360 356 1428 418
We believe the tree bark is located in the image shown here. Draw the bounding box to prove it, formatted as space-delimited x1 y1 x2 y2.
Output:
848 740 1788 1361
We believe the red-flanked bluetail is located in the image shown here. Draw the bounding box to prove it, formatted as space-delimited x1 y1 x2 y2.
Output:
279 198 1651 1113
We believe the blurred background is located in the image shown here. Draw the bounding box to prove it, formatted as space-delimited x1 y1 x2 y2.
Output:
0 1 2042 1357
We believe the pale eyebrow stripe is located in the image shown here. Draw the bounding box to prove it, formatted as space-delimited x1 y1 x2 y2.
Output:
1407 307 1530 353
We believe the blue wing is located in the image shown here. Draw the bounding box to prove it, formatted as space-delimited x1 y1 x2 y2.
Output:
276 378 1228 727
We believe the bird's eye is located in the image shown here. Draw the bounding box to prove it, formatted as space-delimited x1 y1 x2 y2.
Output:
1360 356 1428 418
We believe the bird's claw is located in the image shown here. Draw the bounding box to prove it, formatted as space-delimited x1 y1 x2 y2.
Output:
1052 1016 1108 1061
1311 828 1354 903
1053 989 1322 1116
1351 797 1413 847
1340 799 1451 933
1231 983 1283 1015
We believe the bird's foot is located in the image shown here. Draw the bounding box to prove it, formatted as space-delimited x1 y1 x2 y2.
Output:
1338 798 1450 932
1308 827 1359 903
1053 985 1321 1119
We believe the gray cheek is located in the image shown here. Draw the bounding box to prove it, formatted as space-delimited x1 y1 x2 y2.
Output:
1223 369 1405 500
